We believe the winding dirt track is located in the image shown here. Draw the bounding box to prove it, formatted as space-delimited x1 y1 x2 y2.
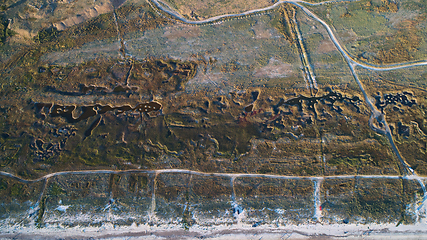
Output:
1 169 426 183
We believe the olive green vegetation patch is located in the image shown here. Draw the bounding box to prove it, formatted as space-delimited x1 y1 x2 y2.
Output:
329 8 389 37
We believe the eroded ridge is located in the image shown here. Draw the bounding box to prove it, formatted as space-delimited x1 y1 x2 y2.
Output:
34 101 162 123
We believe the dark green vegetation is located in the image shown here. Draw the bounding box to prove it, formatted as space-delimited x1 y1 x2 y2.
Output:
34 27 60 44
322 178 421 224
0 172 423 227
235 177 313 224
0 15 15 45
0 176 44 224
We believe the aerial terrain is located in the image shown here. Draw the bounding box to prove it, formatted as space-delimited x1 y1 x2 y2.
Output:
0 0 427 238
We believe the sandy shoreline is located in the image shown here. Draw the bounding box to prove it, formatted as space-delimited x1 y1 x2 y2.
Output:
2 221 427 239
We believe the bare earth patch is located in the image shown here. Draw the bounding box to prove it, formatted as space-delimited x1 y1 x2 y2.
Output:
251 21 273 39
316 39 337 54
54 3 115 30
163 25 201 41
254 57 294 78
